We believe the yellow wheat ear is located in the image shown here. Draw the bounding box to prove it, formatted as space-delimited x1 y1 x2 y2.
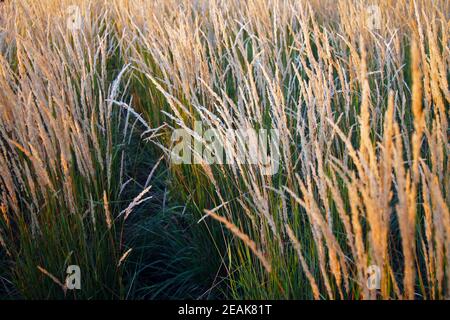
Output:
411 37 424 184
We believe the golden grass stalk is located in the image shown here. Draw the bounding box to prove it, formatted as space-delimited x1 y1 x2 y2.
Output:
205 209 272 274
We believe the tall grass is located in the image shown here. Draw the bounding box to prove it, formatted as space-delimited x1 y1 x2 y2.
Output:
117 0 449 299
0 0 449 300
0 0 132 299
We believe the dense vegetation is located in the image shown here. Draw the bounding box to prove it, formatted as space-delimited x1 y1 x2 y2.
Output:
0 0 449 299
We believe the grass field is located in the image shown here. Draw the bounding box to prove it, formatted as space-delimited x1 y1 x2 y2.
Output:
0 0 449 300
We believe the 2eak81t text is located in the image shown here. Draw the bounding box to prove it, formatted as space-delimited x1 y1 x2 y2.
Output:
178 304 272 317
